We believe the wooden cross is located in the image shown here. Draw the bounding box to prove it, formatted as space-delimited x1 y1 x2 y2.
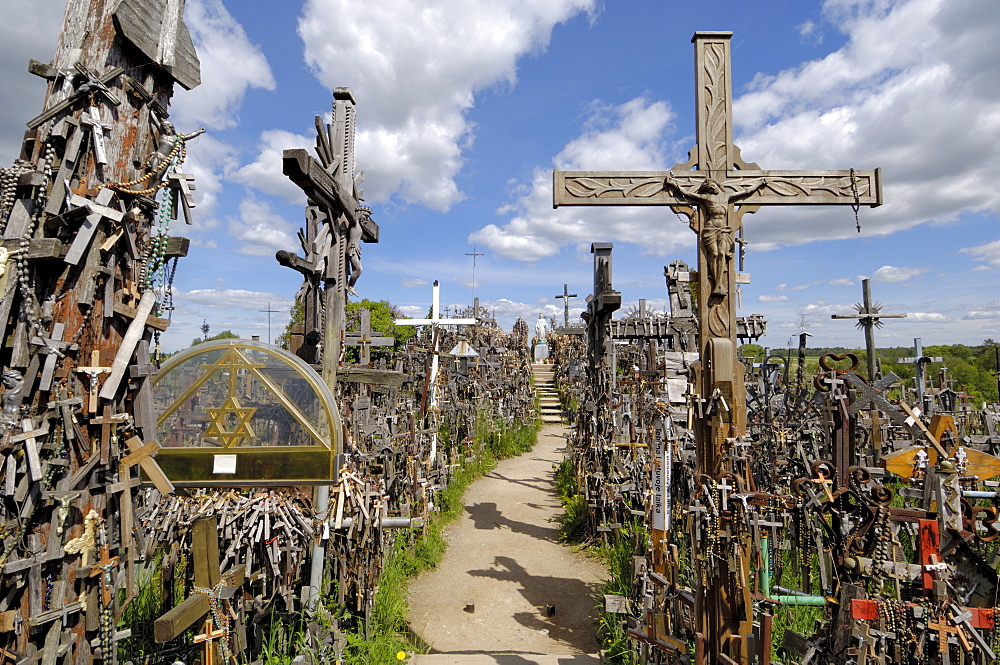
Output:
154 515 245 644
343 309 394 367
553 32 881 663
66 190 124 266
554 283 578 328
283 87 379 389
86 547 119 607
898 337 944 410
75 350 111 413
395 281 476 417
927 615 959 655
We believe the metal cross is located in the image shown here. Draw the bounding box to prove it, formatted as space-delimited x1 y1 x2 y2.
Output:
258 302 280 345
831 278 907 381
465 246 484 303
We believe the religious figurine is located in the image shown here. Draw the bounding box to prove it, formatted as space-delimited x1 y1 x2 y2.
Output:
1 368 24 425
345 206 370 297
146 116 205 175
663 173 766 297
535 312 549 340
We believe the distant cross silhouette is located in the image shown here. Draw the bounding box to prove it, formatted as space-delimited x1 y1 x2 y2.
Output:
258 302 280 345
555 283 578 327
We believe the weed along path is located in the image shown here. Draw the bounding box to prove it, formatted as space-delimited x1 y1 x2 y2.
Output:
407 421 605 658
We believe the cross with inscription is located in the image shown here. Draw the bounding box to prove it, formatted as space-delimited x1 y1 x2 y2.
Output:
553 32 882 664
554 283 578 328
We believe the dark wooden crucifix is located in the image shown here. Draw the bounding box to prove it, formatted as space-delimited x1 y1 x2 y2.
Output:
282 87 379 390
552 31 882 664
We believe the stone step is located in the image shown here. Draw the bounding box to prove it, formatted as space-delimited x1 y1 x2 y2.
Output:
411 655 600 665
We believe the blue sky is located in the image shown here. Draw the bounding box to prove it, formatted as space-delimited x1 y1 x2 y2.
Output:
2 0 998 352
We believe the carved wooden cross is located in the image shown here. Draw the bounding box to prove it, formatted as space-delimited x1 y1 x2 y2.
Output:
554 283 577 328
283 87 379 389
343 309 394 367
553 31 882 663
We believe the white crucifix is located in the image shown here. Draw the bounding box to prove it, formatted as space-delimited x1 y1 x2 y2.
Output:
79 104 111 166
395 280 476 460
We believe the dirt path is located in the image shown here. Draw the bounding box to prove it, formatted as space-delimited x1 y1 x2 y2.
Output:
407 422 605 655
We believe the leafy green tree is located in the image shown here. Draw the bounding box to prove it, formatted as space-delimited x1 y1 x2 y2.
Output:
189 330 239 346
274 297 416 363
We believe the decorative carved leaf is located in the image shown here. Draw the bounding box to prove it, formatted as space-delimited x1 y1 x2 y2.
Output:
766 180 808 197
626 179 665 198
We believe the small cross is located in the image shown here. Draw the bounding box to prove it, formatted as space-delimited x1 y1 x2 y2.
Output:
87 547 120 607
76 350 111 413
79 104 111 166
927 616 959 655
193 617 228 665
343 309 394 367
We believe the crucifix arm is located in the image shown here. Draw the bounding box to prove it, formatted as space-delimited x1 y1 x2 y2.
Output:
664 172 706 202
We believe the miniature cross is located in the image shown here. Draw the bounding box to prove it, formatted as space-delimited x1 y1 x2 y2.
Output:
76 350 111 413
79 103 111 166
927 615 959 655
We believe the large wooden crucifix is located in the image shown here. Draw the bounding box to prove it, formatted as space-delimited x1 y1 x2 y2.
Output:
553 31 882 664
283 87 379 389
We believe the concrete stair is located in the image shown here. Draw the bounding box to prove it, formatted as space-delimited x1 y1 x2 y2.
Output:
411 654 601 665
532 363 562 423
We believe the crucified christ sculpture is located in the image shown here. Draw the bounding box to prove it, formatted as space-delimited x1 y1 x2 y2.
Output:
664 173 766 297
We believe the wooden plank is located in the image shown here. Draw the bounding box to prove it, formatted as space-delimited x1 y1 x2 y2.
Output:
2 200 35 240
336 367 406 387
100 290 155 400
153 565 244 642
122 436 173 495
113 302 170 331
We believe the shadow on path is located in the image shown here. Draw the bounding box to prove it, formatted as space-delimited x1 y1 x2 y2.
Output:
468 556 603 648
465 502 560 540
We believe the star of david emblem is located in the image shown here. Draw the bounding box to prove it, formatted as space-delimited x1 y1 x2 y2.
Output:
204 395 257 448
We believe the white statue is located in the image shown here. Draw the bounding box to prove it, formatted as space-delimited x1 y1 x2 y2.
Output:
535 312 549 340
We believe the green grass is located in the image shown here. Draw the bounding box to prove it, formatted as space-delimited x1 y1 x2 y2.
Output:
593 524 644 665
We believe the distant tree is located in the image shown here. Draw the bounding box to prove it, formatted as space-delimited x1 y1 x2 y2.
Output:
344 299 415 364
189 329 239 347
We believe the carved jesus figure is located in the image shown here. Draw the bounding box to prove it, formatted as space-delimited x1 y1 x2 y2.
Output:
664 173 766 297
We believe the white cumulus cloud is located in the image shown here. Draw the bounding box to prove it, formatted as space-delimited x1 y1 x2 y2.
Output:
469 98 685 260
872 265 925 283
170 0 276 131
297 0 598 212
227 197 296 256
